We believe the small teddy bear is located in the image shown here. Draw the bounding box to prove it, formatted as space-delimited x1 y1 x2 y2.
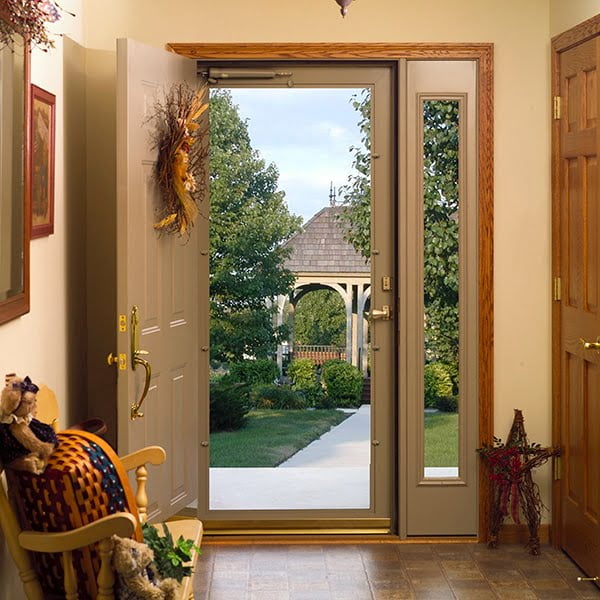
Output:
112 535 180 600
0 373 58 474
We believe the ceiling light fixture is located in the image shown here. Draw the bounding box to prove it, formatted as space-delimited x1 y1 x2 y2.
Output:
334 0 354 18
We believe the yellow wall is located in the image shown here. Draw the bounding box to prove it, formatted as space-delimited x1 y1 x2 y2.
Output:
550 0 598 36
84 0 556 508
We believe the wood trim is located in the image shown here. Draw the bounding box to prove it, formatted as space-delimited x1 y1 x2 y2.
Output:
167 41 493 61
168 42 494 539
550 14 600 551
497 524 550 546
0 36 31 326
552 13 600 53
551 28 563 552
477 43 494 544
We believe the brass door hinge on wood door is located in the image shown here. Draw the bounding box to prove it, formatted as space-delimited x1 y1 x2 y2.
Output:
553 276 562 301
553 96 562 120
553 455 562 481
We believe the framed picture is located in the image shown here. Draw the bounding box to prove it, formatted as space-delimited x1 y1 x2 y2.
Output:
30 84 55 238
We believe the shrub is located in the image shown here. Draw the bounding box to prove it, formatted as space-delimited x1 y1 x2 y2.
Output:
321 359 363 408
228 359 279 385
210 382 251 432
251 384 307 409
424 363 453 408
436 395 458 412
301 384 329 408
287 358 317 390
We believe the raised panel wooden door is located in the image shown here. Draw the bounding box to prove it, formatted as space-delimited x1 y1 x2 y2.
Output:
116 39 201 521
559 34 600 578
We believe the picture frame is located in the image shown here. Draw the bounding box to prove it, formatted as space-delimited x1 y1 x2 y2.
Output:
30 84 55 238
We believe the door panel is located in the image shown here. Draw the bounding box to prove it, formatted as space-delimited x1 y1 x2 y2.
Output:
403 60 479 536
116 39 201 521
559 33 600 578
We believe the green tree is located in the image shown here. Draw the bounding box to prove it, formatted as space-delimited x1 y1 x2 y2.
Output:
337 89 371 260
423 100 459 369
293 289 346 346
338 93 459 371
209 90 302 362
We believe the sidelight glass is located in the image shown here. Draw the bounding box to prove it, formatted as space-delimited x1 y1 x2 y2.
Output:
422 99 460 479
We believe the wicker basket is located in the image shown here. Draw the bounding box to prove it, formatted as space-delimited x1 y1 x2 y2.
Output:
6 430 141 599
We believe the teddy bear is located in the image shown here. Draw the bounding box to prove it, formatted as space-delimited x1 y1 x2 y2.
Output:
0 373 58 474
111 535 180 600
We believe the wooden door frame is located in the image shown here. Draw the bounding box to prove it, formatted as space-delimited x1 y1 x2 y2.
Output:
551 14 600 550
167 42 494 539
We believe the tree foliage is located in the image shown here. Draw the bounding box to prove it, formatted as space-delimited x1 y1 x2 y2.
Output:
339 93 460 370
423 100 459 369
209 90 302 361
337 89 371 260
293 289 346 346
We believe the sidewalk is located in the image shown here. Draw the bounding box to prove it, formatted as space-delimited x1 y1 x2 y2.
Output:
209 405 371 510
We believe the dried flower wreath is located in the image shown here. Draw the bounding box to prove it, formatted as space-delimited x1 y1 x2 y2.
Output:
0 0 68 52
149 83 209 238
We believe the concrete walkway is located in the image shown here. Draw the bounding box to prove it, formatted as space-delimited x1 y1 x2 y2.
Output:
209 406 371 510
205 405 458 510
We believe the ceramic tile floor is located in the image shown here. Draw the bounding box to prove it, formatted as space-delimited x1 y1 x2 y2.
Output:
193 542 600 599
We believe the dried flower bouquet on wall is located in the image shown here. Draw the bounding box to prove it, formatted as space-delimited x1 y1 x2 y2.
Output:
149 83 208 238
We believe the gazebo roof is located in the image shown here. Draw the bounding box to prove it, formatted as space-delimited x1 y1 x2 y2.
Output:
282 206 370 274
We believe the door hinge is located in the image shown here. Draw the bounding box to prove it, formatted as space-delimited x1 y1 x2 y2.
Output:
553 276 562 302
553 455 562 481
553 96 562 120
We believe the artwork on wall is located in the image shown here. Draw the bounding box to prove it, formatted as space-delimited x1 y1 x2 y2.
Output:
30 84 55 238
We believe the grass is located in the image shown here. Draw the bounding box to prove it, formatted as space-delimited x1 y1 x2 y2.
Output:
424 411 459 467
210 409 351 467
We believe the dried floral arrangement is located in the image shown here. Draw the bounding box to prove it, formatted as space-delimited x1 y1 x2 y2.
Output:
0 0 66 52
477 409 560 555
149 83 209 238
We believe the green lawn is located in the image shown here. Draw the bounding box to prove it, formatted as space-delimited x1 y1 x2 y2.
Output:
424 411 459 467
210 409 351 467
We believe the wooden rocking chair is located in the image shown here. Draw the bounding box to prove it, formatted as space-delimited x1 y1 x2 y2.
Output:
0 385 203 599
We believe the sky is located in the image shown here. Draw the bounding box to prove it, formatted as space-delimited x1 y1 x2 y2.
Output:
224 87 366 223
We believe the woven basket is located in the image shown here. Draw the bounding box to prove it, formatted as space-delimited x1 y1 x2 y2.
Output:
6 430 141 599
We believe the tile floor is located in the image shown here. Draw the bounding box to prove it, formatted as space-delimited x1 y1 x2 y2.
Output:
193 541 600 599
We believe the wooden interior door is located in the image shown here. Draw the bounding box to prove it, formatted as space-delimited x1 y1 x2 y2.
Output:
116 39 203 521
557 29 600 578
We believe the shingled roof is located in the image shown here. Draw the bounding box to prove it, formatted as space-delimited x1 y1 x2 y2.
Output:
282 206 370 274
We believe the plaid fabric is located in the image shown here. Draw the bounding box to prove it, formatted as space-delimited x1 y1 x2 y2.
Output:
6 430 141 599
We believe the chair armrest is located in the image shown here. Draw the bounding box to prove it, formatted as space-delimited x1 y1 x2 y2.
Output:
18 512 138 553
119 446 166 471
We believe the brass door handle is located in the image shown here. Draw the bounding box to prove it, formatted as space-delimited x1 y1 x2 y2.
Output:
581 337 600 350
130 305 152 421
366 305 392 321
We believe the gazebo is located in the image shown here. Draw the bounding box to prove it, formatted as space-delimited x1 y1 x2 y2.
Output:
275 204 371 374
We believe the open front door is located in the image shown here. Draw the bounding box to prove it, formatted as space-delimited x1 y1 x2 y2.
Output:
115 39 206 521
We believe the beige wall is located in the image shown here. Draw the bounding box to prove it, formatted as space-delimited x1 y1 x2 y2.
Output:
84 0 556 508
550 0 598 37
0 2 86 594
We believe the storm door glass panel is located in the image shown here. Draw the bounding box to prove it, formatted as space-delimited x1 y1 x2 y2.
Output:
423 99 460 479
208 86 373 511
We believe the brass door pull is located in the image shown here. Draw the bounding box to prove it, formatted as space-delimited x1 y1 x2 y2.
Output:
581 337 600 350
367 305 392 321
130 305 152 420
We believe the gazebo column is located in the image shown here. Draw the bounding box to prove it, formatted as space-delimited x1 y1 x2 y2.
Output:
357 284 370 375
275 294 288 374
345 292 353 365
